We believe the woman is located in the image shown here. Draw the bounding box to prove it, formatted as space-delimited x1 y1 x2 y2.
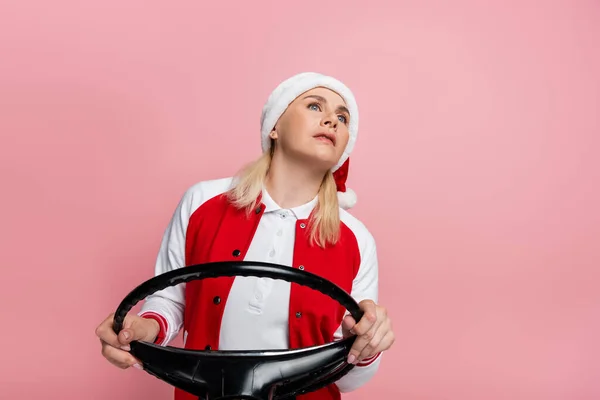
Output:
95 72 395 400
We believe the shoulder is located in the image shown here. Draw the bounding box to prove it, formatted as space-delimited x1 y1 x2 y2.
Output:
179 176 235 214
339 209 377 260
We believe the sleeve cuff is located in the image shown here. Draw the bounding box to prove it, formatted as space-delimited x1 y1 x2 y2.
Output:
356 352 381 367
139 311 169 345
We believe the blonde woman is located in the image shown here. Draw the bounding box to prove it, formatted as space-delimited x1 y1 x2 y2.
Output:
96 72 395 400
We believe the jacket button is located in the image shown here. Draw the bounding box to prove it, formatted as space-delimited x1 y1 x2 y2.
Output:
296 311 302 318
298 265 304 270
205 345 212 350
255 206 262 214
232 249 241 257
300 222 306 229
213 296 221 305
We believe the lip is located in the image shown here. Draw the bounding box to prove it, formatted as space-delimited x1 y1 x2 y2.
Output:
313 132 336 146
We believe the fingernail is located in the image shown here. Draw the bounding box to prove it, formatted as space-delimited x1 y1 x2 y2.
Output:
347 354 356 364
122 331 130 340
120 345 131 351
132 363 143 370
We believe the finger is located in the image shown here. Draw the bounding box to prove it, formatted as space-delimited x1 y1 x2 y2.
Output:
118 328 135 348
347 319 379 364
123 315 134 329
342 315 356 336
120 315 159 347
359 319 396 361
96 314 135 352
378 330 395 351
357 327 386 362
95 314 121 349
349 304 378 349
117 313 136 344
353 301 378 336
118 315 145 347
101 341 141 369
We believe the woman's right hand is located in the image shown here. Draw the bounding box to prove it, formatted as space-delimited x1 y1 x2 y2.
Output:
95 312 160 370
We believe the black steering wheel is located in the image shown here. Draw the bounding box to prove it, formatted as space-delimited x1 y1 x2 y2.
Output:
112 261 364 400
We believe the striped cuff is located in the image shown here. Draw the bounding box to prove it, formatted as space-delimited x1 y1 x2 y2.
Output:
357 352 381 367
139 311 168 345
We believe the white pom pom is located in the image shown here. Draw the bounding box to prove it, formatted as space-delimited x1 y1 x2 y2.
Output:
337 187 357 210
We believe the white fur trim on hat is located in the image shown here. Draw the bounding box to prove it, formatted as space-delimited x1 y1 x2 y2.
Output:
337 188 357 210
260 72 359 172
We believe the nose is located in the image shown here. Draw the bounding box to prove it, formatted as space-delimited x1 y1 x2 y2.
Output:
321 113 338 130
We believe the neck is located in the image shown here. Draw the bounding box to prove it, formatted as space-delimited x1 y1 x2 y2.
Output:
265 153 325 209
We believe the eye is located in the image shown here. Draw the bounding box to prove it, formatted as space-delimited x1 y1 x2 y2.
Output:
308 102 321 111
338 115 348 124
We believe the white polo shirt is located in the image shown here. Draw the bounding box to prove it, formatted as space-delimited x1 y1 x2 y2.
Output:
219 189 317 350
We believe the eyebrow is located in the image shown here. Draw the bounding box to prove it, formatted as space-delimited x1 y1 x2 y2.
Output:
303 94 350 118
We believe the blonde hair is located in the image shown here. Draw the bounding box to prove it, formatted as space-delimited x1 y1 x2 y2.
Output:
226 150 341 248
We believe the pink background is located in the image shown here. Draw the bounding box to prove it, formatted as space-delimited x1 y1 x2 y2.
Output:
1 1 599 399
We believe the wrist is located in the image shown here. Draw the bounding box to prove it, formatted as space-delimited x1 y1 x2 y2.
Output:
145 318 160 342
139 311 168 345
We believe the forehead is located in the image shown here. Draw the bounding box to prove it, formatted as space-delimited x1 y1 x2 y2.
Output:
298 87 347 106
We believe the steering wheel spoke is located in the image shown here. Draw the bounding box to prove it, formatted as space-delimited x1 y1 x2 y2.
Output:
130 341 209 398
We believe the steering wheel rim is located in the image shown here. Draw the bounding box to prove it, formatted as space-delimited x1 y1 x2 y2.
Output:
112 261 364 400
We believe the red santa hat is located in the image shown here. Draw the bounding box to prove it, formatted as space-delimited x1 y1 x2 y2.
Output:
260 72 359 210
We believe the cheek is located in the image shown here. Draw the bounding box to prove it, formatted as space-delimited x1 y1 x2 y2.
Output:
281 113 313 138
290 116 320 144
337 130 350 149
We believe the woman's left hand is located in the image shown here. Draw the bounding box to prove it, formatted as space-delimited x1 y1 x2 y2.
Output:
342 299 395 364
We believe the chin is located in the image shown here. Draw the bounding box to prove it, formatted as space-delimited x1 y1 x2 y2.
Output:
312 149 340 168
289 144 339 171
308 155 338 172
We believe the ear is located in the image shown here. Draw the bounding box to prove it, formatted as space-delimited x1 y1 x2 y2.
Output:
269 128 278 140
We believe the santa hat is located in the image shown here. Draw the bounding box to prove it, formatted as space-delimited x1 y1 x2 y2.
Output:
260 72 359 210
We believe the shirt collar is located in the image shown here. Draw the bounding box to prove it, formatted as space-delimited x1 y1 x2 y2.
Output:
261 187 318 220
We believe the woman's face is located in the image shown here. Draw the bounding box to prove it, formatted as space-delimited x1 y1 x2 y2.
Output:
270 87 350 171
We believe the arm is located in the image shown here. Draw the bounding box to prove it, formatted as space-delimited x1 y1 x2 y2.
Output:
137 187 194 345
333 232 383 393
